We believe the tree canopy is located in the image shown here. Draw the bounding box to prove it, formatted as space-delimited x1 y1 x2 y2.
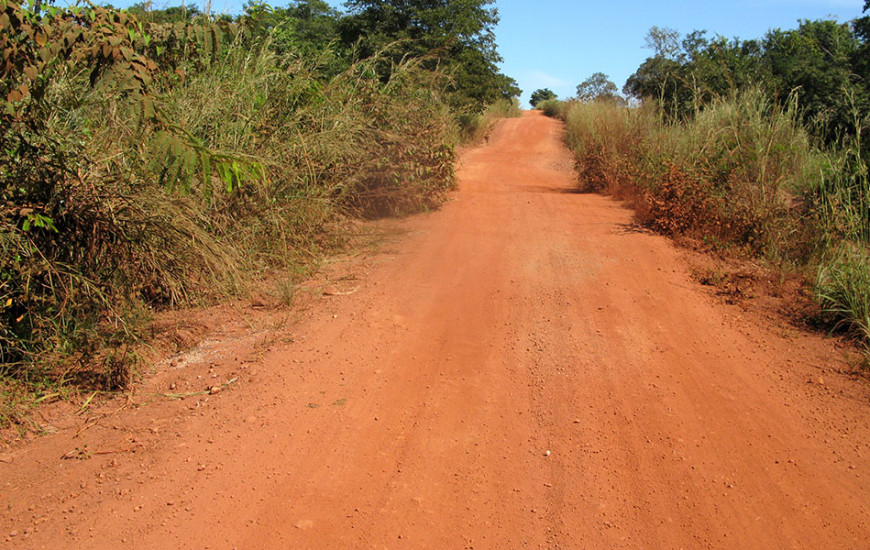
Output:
530 88 557 107
216 0 520 111
339 0 519 111
624 19 870 145
576 72 620 102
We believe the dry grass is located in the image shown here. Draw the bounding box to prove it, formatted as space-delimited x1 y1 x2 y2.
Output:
0 11 459 411
561 91 870 345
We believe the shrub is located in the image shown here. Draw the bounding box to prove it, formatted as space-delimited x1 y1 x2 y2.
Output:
0 1 457 394
529 88 556 107
537 99 568 119
563 90 820 256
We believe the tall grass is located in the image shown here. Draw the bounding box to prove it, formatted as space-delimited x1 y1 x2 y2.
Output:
0 5 459 400
560 91 870 346
813 137 870 342
816 245 870 342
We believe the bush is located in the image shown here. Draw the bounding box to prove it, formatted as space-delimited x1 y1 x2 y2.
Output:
529 88 556 107
0 2 457 394
564 90 820 256
537 99 568 119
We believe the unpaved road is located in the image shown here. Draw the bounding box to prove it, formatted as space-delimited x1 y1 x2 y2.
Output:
3 111 870 548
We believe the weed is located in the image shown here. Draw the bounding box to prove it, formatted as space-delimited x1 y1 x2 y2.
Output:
816 245 870 342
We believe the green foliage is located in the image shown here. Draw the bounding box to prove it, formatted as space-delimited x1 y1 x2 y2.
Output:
537 98 567 119
530 88 556 107
339 0 519 112
243 0 344 68
764 20 864 140
126 2 202 23
624 20 869 145
816 244 870 343
576 72 621 103
0 0 462 403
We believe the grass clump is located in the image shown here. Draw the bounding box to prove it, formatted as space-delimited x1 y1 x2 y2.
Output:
816 245 870 342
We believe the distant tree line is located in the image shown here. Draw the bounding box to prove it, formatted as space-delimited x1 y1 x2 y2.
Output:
532 3 870 150
530 73 624 108
624 4 870 148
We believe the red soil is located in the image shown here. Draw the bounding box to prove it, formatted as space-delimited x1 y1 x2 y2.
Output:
2 111 869 549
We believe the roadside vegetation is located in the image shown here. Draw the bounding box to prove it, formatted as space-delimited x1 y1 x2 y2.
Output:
542 6 870 351
459 98 522 144
0 0 520 425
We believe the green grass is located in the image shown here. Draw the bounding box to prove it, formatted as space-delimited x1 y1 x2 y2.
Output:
816 245 870 343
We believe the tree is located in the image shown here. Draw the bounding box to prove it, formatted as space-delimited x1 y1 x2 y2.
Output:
624 27 765 120
623 48 689 116
576 72 620 102
763 19 863 141
854 1 870 89
624 26 691 114
530 88 556 107
127 2 202 23
623 18 869 146
271 0 343 59
645 26 682 60
339 0 519 111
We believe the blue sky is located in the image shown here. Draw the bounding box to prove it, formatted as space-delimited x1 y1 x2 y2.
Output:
106 0 867 106
493 0 866 106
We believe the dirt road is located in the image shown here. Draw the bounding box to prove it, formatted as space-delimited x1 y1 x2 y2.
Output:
3 111 870 548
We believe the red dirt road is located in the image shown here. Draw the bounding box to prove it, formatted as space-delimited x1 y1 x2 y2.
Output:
3 111 870 548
